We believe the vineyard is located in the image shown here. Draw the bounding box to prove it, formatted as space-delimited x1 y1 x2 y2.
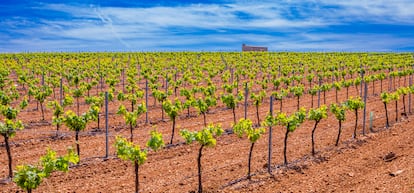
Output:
0 52 413 192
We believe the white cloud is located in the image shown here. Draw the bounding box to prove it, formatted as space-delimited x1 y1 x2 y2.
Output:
273 33 414 51
316 0 414 24
41 2 330 32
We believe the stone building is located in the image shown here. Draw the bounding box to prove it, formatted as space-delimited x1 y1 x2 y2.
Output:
242 44 268 51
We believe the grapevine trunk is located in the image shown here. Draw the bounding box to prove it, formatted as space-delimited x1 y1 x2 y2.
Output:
311 95 314 108
372 81 375 95
353 110 358 139
197 145 204 193
335 120 342 146
97 113 100 131
297 96 300 111
232 107 236 125
311 121 320 156
202 113 207 127
130 123 134 142
283 125 289 166
56 124 60 137
4 134 13 178
280 100 283 112
247 142 255 180
40 102 44 121
384 102 389 128
255 105 260 126
134 160 139 193
346 87 349 99
161 104 164 121
395 100 398 122
170 118 175 144
77 98 80 116
75 130 80 159
403 95 407 116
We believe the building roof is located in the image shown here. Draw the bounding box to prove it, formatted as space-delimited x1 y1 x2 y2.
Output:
242 44 268 51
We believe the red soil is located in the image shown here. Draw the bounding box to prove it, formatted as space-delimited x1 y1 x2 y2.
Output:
1 77 413 193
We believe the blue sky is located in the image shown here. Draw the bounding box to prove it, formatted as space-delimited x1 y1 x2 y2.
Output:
1 0 414 52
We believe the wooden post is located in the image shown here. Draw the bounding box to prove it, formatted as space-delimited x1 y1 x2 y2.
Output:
60 78 63 106
145 79 149 124
360 63 363 98
410 68 413 113
268 96 273 174
105 92 109 158
369 112 374 133
244 83 248 119
122 67 125 93
317 78 321 108
362 81 368 135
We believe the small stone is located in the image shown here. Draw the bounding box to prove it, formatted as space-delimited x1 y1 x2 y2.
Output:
0 178 11 184
348 172 354 177
389 170 403 177
383 152 397 162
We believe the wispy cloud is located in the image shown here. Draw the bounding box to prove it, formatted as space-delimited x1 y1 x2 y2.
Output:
318 0 414 24
94 6 131 48
0 0 414 52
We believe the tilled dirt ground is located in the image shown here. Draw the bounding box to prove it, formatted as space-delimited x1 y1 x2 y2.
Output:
221 119 414 193
1 78 413 193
